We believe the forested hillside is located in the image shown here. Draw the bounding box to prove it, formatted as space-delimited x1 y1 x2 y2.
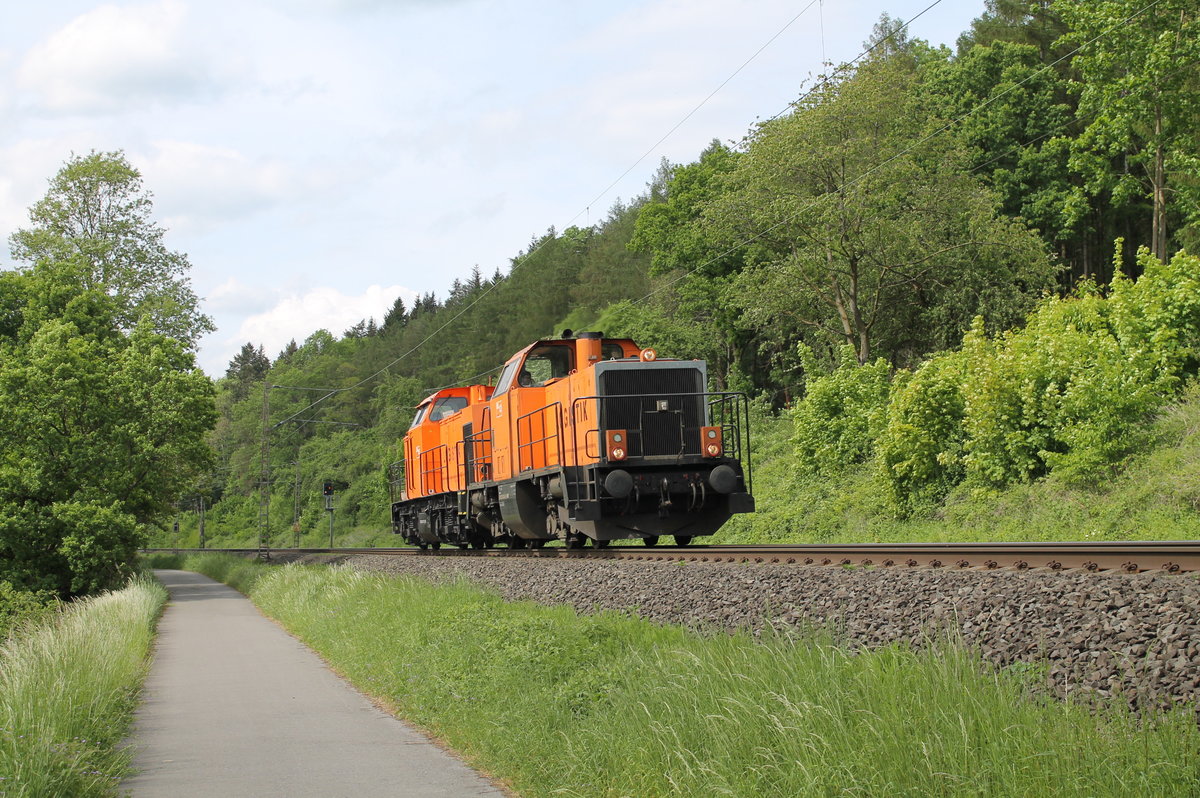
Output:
166 1 1200 548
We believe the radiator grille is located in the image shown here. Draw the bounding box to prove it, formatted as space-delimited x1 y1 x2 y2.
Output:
599 367 704 457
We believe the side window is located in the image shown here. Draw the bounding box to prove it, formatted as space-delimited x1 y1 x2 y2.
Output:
494 361 521 395
602 343 626 360
409 405 428 429
522 346 574 386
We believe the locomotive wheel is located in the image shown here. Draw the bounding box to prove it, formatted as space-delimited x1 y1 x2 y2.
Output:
642 536 660 547
530 539 547 549
418 542 428 550
510 537 529 549
430 542 441 551
458 543 468 550
672 535 693 547
565 534 586 549
593 539 610 549
471 539 485 550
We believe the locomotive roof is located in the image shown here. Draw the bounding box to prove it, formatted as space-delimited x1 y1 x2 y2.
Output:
504 335 639 363
414 384 492 408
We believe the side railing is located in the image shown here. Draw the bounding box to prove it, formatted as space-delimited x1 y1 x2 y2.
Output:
464 407 494 483
417 444 450 496
386 460 406 505
516 401 565 473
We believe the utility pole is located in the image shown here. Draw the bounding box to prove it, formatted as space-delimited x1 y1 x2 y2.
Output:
324 481 335 547
258 382 272 560
198 495 206 549
292 459 303 548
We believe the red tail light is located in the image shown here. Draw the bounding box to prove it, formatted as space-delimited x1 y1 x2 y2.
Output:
606 429 628 461
701 426 722 457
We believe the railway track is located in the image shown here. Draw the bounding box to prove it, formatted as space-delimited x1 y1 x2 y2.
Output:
146 540 1200 573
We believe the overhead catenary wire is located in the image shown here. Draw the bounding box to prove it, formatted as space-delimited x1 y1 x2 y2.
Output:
756 0 946 130
633 0 1168 306
569 0 821 229
265 2 828 428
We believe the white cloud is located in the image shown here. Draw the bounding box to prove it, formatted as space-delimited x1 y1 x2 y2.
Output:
203 277 278 317
18 0 229 114
201 283 416 373
135 141 312 233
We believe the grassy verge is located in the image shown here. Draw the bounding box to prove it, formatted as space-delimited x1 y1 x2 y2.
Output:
156 553 1199 797
0 576 167 797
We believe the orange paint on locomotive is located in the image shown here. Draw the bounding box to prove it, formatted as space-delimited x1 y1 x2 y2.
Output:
392 332 753 549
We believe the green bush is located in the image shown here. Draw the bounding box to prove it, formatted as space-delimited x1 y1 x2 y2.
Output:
793 344 891 476
0 581 58 641
878 349 967 512
960 248 1200 490
875 247 1200 510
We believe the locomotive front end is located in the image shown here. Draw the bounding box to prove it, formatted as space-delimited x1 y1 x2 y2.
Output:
558 344 755 545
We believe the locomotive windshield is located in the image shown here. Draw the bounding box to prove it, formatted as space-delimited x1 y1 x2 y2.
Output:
602 343 626 360
428 396 467 421
494 360 520 394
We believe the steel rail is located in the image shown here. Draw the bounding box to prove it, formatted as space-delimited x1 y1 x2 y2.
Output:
144 540 1200 574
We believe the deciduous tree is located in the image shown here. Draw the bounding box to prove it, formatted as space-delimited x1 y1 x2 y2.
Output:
8 150 213 347
1055 0 1200 259
708 52 1054 367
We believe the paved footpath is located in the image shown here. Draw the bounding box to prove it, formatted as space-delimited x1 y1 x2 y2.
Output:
124 570 507 798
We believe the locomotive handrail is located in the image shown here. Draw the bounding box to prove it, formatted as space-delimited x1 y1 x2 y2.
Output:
385 460 406 504
417 444 450 497
569 391 753 487
515 401 565 472
464 407 494 484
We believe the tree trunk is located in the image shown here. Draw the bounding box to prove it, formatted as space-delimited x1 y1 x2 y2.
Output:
829 250 855 349
845 258 869 364
1152 105 1168 260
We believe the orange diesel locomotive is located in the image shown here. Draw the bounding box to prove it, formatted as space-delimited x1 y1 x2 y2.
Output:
387 332 753 549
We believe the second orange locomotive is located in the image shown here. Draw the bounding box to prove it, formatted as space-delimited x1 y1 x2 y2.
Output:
388 332 753 548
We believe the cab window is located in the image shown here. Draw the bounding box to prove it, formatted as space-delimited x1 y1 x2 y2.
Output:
409 405 429 429
602 343 626 360
429 396 468 421
520 345 574 387
494 360 521 394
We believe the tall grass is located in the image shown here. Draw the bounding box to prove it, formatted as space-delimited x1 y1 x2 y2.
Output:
0 576 167 797
171 555 1200 797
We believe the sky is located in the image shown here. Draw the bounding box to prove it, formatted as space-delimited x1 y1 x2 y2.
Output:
0 0 983 375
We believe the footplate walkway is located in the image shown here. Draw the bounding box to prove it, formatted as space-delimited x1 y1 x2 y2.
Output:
124 569 506 797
